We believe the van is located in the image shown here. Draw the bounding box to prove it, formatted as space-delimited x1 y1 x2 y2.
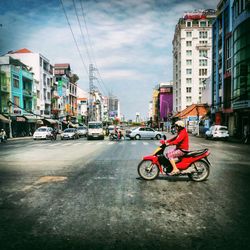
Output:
87 121 104 140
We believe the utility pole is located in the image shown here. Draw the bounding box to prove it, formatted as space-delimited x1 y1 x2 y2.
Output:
89 64 97 122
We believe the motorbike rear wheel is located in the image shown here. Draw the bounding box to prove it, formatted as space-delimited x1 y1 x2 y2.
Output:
188 160 210 182
137 160 159 180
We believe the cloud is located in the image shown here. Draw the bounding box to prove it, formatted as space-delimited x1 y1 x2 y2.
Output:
0 0 218 119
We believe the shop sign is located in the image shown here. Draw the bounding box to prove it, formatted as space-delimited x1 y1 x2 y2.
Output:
16 116 25 122
160 87 172 93
232 100 250 109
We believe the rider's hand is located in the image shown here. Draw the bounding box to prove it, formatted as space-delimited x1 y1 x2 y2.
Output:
160 140 165 145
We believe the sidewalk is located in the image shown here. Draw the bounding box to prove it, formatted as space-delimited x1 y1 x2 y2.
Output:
190 133 245 144
8 136 33 141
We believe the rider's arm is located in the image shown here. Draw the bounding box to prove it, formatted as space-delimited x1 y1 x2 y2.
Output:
167 130 186 145
166 135 177 143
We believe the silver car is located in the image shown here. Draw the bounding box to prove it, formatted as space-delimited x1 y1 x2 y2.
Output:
77 126 87 137
61 128 79 140
127 127 163 140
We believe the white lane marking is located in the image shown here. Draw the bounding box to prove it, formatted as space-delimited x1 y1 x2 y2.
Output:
143 142 149 145
131 142 137 145
108 142 114 145
62 143 72 146
48 144 57 147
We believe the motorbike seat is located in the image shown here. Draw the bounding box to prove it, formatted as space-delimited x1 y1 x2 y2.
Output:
181 149 208 157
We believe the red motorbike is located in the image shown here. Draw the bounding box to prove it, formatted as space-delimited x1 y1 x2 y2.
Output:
137 137 211 182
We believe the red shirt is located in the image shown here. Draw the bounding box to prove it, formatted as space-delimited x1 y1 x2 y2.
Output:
167 128 189 150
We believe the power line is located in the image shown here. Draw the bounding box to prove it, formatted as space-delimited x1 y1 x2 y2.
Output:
72 0 92 65
79 0 110 96
60 0 89 75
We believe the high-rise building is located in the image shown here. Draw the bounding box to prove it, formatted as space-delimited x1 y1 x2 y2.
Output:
172 10 216 113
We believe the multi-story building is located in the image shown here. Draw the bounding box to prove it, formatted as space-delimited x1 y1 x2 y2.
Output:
212 0 250 136
9 48 53 118
54 63 78 121
108 95 120 120
77 86 88 125
172 10 216 113
159 82 173 121
152 88 159 128
0 55 36 136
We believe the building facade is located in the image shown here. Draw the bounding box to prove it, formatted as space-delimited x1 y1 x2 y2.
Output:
212 0 250 136
0 55 37 137
9 48 53 118
172 10 216 113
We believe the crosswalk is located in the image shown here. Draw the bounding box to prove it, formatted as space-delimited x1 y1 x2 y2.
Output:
32 140 160 147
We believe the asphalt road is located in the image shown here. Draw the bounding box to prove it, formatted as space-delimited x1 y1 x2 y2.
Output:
0 135 250 250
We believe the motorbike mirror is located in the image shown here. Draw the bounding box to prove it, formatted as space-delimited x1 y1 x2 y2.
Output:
163 135 166 140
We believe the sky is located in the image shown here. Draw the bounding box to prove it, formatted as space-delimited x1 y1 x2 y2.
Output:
0 0 218 120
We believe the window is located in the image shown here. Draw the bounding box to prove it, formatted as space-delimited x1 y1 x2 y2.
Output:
186 78 192 84
186 69 192 74
199 31 208 38
186 87 192 93
199 59 208 66
199 50 208 57
199 69 207 76
199 78 206 85
186 96 192 102
199 21 207 27
14 96 20 106
186 60 192 65
13 75 19 88
186 50 192 56
186 41 192 47
200 40 208 44
186 21 192 27
186 31 192 37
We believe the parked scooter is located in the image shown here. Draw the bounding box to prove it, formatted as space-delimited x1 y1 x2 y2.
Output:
138 136 211 181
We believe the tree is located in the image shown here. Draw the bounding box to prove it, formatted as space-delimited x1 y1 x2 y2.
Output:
70 74 79 83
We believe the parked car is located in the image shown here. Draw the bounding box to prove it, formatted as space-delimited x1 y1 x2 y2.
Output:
61 128 79 140
77 126 87 137
33 126 53 140
205 125 229 140
127 127 163 140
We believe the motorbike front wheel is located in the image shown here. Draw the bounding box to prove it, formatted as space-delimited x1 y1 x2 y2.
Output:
137 160 159 180
188 160 210 182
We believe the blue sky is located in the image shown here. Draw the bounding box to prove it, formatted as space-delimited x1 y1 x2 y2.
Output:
0 0 218 120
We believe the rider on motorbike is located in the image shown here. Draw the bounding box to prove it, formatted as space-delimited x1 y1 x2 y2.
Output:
162 120 189 175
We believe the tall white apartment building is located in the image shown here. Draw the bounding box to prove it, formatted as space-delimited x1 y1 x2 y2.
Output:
172 10 216 113
9 48 53 117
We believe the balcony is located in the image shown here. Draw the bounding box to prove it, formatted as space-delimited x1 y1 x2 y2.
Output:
23 89 32 97
1 85 10 92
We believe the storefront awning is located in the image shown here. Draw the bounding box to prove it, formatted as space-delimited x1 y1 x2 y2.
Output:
24 115 38 123
45 119 57 124
0 114 9 123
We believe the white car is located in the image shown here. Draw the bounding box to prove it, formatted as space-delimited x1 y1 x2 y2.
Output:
205 125 229 140
33 126 53 140
127 127 163 140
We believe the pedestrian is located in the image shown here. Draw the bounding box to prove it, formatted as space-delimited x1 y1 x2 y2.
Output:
243 124 249 144
0 129 7 142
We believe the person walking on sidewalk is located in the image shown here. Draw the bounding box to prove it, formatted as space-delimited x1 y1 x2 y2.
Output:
0 129 7 142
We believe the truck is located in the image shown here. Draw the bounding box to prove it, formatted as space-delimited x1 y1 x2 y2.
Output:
87 121 104 140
